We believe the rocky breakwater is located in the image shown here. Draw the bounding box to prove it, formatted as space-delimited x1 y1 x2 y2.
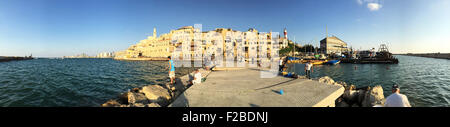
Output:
102 69 211 107
316 76 386 107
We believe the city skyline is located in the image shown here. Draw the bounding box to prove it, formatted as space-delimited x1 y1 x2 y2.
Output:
1 0 450 57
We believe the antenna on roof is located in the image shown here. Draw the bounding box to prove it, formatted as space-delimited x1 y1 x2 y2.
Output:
326 25 328 38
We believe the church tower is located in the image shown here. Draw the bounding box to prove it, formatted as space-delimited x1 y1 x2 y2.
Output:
153 27 157 38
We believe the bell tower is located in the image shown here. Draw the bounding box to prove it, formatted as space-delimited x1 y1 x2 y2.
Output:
153 27 157 38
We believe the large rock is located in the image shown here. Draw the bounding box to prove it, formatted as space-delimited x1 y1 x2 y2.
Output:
343 89 359 103
357 89 367 104
335 98 349 107
118 92 130 104
120 104 130 107
335 81 348 87
128 92 150 104
345 84 356 91
132 103 145 107
102 99 121 107
361 85 385 107
165 83 176 91
141 85 172 106
318 76 335 85
131 88 141 93
146 103 161 107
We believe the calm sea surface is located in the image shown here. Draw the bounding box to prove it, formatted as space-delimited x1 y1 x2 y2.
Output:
0 55 449 107
0 58 196 107
287 55 450 107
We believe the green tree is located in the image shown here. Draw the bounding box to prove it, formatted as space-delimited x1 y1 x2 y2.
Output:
279 42 301 56
299 44 317 53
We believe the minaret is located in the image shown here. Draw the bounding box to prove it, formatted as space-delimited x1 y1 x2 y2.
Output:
153 27 157 38
283 28 287 39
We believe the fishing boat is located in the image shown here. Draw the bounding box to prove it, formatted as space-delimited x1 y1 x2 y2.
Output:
287 59 327 64
312 60 327 65
305 60 327 65
325 60 340 65
341 44 399 64
286 56 300 61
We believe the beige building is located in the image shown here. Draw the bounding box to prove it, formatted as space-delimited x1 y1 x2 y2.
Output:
115 26 290 61
96 52 114 58
320 36 349 54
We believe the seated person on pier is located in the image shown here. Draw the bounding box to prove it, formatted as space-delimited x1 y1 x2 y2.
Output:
384 84 411 107
188 69 202 85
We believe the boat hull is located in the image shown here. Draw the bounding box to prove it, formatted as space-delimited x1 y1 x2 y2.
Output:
325 60 340 65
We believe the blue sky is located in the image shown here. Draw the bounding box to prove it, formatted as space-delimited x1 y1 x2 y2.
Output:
1 0 449 57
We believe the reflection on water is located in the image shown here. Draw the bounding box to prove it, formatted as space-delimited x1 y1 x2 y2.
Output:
0 58 196 107
287 55 450 107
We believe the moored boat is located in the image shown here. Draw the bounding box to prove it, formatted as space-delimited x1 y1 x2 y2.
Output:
325 60 340 65
312 60 327 65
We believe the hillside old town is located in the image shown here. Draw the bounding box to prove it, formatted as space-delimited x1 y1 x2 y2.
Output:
113 25 293 63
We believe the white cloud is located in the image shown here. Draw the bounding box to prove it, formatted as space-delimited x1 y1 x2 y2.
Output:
357 0 383 11
367 3 382 11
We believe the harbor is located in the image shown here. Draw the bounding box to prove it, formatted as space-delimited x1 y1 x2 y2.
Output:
1 56 448 107
1 24 439 107
3 1 450 125
1 0 448 108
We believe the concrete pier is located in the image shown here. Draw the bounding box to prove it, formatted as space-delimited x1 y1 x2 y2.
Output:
170 68 344 107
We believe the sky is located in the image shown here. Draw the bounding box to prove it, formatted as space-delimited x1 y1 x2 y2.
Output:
1 0 449 57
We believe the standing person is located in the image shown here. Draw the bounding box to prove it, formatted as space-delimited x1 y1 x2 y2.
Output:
385 84 411 107
167 56 175 85
209 58 215 71
304 62 313 79
279 58 284 71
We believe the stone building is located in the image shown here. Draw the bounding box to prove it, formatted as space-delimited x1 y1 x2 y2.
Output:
115 26 290 61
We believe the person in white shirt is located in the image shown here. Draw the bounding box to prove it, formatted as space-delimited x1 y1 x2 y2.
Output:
384 84 411 107
279 58 284 72
192 69 202 85
304 62 313 79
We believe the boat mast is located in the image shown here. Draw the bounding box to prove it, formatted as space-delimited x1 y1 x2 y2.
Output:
293 37 295 58
293 36 296 73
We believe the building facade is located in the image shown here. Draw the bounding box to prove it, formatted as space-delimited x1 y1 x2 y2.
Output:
320 36 349 54
115 26 290 61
